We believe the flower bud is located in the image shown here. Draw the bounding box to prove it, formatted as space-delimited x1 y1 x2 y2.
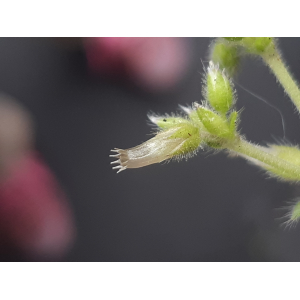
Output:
210 41 240 76
206 61 234 114
196 106 235 140
110 123 201 172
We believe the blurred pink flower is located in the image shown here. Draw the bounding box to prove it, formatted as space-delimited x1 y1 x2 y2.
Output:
0 96 75 260
84 37 191 91
0 152 75 260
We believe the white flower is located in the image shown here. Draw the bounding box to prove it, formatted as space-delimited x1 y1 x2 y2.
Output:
110 125 200 173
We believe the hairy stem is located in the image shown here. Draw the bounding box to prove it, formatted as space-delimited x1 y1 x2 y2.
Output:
262 44 300 113
227 137 300 180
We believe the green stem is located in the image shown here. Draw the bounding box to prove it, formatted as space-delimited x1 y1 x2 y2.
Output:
227 138 300 180
262 44 300 113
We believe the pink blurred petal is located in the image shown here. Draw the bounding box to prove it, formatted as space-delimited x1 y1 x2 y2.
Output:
0 152 75 259
84 37 191 91
125 37 190 90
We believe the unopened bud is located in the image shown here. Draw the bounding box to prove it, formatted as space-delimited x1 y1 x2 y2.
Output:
206 61 234 114
196 106 236 140
210 41 240 76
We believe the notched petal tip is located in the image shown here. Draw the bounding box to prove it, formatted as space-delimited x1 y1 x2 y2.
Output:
110 159 120 164
110 148 129 173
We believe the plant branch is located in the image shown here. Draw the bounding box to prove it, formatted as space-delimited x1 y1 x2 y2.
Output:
226 137 300 180
262 45 300 113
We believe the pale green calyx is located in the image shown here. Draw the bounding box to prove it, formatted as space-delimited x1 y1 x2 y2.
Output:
110 122 201 173
206 61 234 115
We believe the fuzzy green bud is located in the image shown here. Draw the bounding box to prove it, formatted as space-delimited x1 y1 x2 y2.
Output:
211 41 240 76
242 37 273 54
206 61 234 114
110 122 201 172
204 111 238 148
196 106 235 140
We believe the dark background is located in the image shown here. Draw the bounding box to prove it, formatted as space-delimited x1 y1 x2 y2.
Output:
1 37 300 261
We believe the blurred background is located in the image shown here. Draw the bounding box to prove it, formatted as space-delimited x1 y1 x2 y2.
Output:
0 37 300 261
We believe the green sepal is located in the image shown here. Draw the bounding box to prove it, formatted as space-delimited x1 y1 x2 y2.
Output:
188 110 203 127
229 110 238 133
196 106 234 139
168 123 201 156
